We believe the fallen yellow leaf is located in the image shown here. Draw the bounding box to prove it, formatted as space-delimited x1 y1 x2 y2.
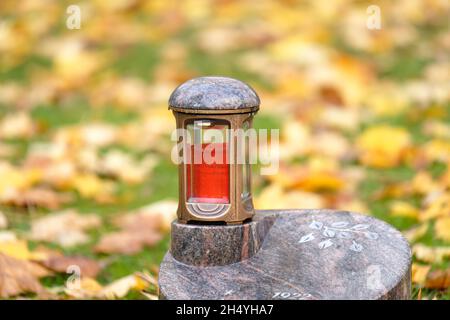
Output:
70 174 112 198
403 223 429 243
0 239 47 261
100 274 142 299
412 263 431 285
421 192 450 221
389 201 419 219
356 125 411 168
435 217 450 242
423 139 450 163
413 244 450 264
255 184 325 210
65 277 103 299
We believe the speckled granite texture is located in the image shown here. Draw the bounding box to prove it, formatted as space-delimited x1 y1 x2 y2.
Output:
159 209 411 300
168 76 260 111
170 213 277 266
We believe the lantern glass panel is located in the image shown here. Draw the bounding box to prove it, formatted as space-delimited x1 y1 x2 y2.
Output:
241 121 251 198
185 119 230 204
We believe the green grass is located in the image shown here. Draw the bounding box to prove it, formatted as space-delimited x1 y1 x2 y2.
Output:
2 29 449 299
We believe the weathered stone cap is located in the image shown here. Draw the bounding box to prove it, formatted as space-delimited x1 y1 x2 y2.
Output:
169 76 260 114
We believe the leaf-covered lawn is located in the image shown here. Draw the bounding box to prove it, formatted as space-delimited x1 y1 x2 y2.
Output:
0 0 449 299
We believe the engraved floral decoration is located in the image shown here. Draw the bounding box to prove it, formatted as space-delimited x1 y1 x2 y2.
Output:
298 220 379 252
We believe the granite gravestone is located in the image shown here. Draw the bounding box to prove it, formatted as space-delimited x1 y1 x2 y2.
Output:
159 77 411 300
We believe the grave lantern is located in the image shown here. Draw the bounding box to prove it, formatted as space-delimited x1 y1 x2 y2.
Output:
169 76 259 224
160 76 412 300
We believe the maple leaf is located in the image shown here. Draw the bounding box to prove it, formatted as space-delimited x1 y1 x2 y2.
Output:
40 255 104 278
0 253 49 298
95 231 162 255
94 200 175 255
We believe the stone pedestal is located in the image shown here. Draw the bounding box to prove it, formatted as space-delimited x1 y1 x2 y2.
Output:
158 209 411 300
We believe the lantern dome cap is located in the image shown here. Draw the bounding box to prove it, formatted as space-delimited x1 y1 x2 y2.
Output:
169 76 260 114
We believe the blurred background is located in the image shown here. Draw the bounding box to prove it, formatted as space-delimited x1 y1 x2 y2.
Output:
0 0 449 299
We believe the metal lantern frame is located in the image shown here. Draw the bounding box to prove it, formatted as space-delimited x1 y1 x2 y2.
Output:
170 106 257 224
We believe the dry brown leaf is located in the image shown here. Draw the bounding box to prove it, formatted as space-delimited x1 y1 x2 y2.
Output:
0 188 72 209
0 211 7 229
40 256 103 278
113 200 177 232
115 200 178 232
95 231 162 255
28 209 102 247
64 273 150 299
424 269 450 289
0 253 48 298
412 263 450 289
94 200 175 254
113 211 162 231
